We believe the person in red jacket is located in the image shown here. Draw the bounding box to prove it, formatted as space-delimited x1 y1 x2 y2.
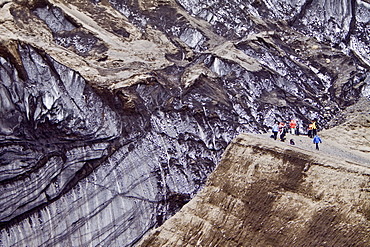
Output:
307 123 313 138
289 119 297 135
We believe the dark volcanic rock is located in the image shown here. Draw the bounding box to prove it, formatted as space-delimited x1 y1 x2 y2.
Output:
0 0 369 246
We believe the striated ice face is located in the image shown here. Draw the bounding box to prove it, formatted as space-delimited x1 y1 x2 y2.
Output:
34 6 76 33
350 1 370 66
0 0 368 246
210 57 232 76
361 74 370 97
292 0 354 44
180 28 206 49
0 44 122 230
263 0 307 20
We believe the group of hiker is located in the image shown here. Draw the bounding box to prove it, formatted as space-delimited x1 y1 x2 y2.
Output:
271 119 322 150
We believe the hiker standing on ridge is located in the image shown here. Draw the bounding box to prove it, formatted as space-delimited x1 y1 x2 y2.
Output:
278 121 287 141
312 119 318 136
313 135 322 150
289 119 297 135
295 120 300 135
272 122 279 140
278 121 285 133
307 122 313 138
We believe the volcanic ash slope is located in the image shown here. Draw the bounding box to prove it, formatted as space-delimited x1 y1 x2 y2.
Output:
137 120 370 246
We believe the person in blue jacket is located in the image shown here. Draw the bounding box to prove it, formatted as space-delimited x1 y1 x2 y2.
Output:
313 135 322 150
272 122 279 140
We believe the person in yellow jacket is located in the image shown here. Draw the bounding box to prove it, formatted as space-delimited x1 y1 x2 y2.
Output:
312 120 317 136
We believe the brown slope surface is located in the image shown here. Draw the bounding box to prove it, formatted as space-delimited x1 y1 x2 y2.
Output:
136 106 370 246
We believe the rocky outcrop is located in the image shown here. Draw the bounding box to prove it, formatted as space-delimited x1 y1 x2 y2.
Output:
0 0 369 246
137 132 370 246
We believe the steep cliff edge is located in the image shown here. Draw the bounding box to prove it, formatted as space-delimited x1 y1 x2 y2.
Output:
137 113 370 246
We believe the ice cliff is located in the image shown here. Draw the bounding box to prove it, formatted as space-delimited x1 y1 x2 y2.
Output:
0 0 369 246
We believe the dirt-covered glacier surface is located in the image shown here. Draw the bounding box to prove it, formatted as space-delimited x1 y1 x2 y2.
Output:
0 0 369 246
